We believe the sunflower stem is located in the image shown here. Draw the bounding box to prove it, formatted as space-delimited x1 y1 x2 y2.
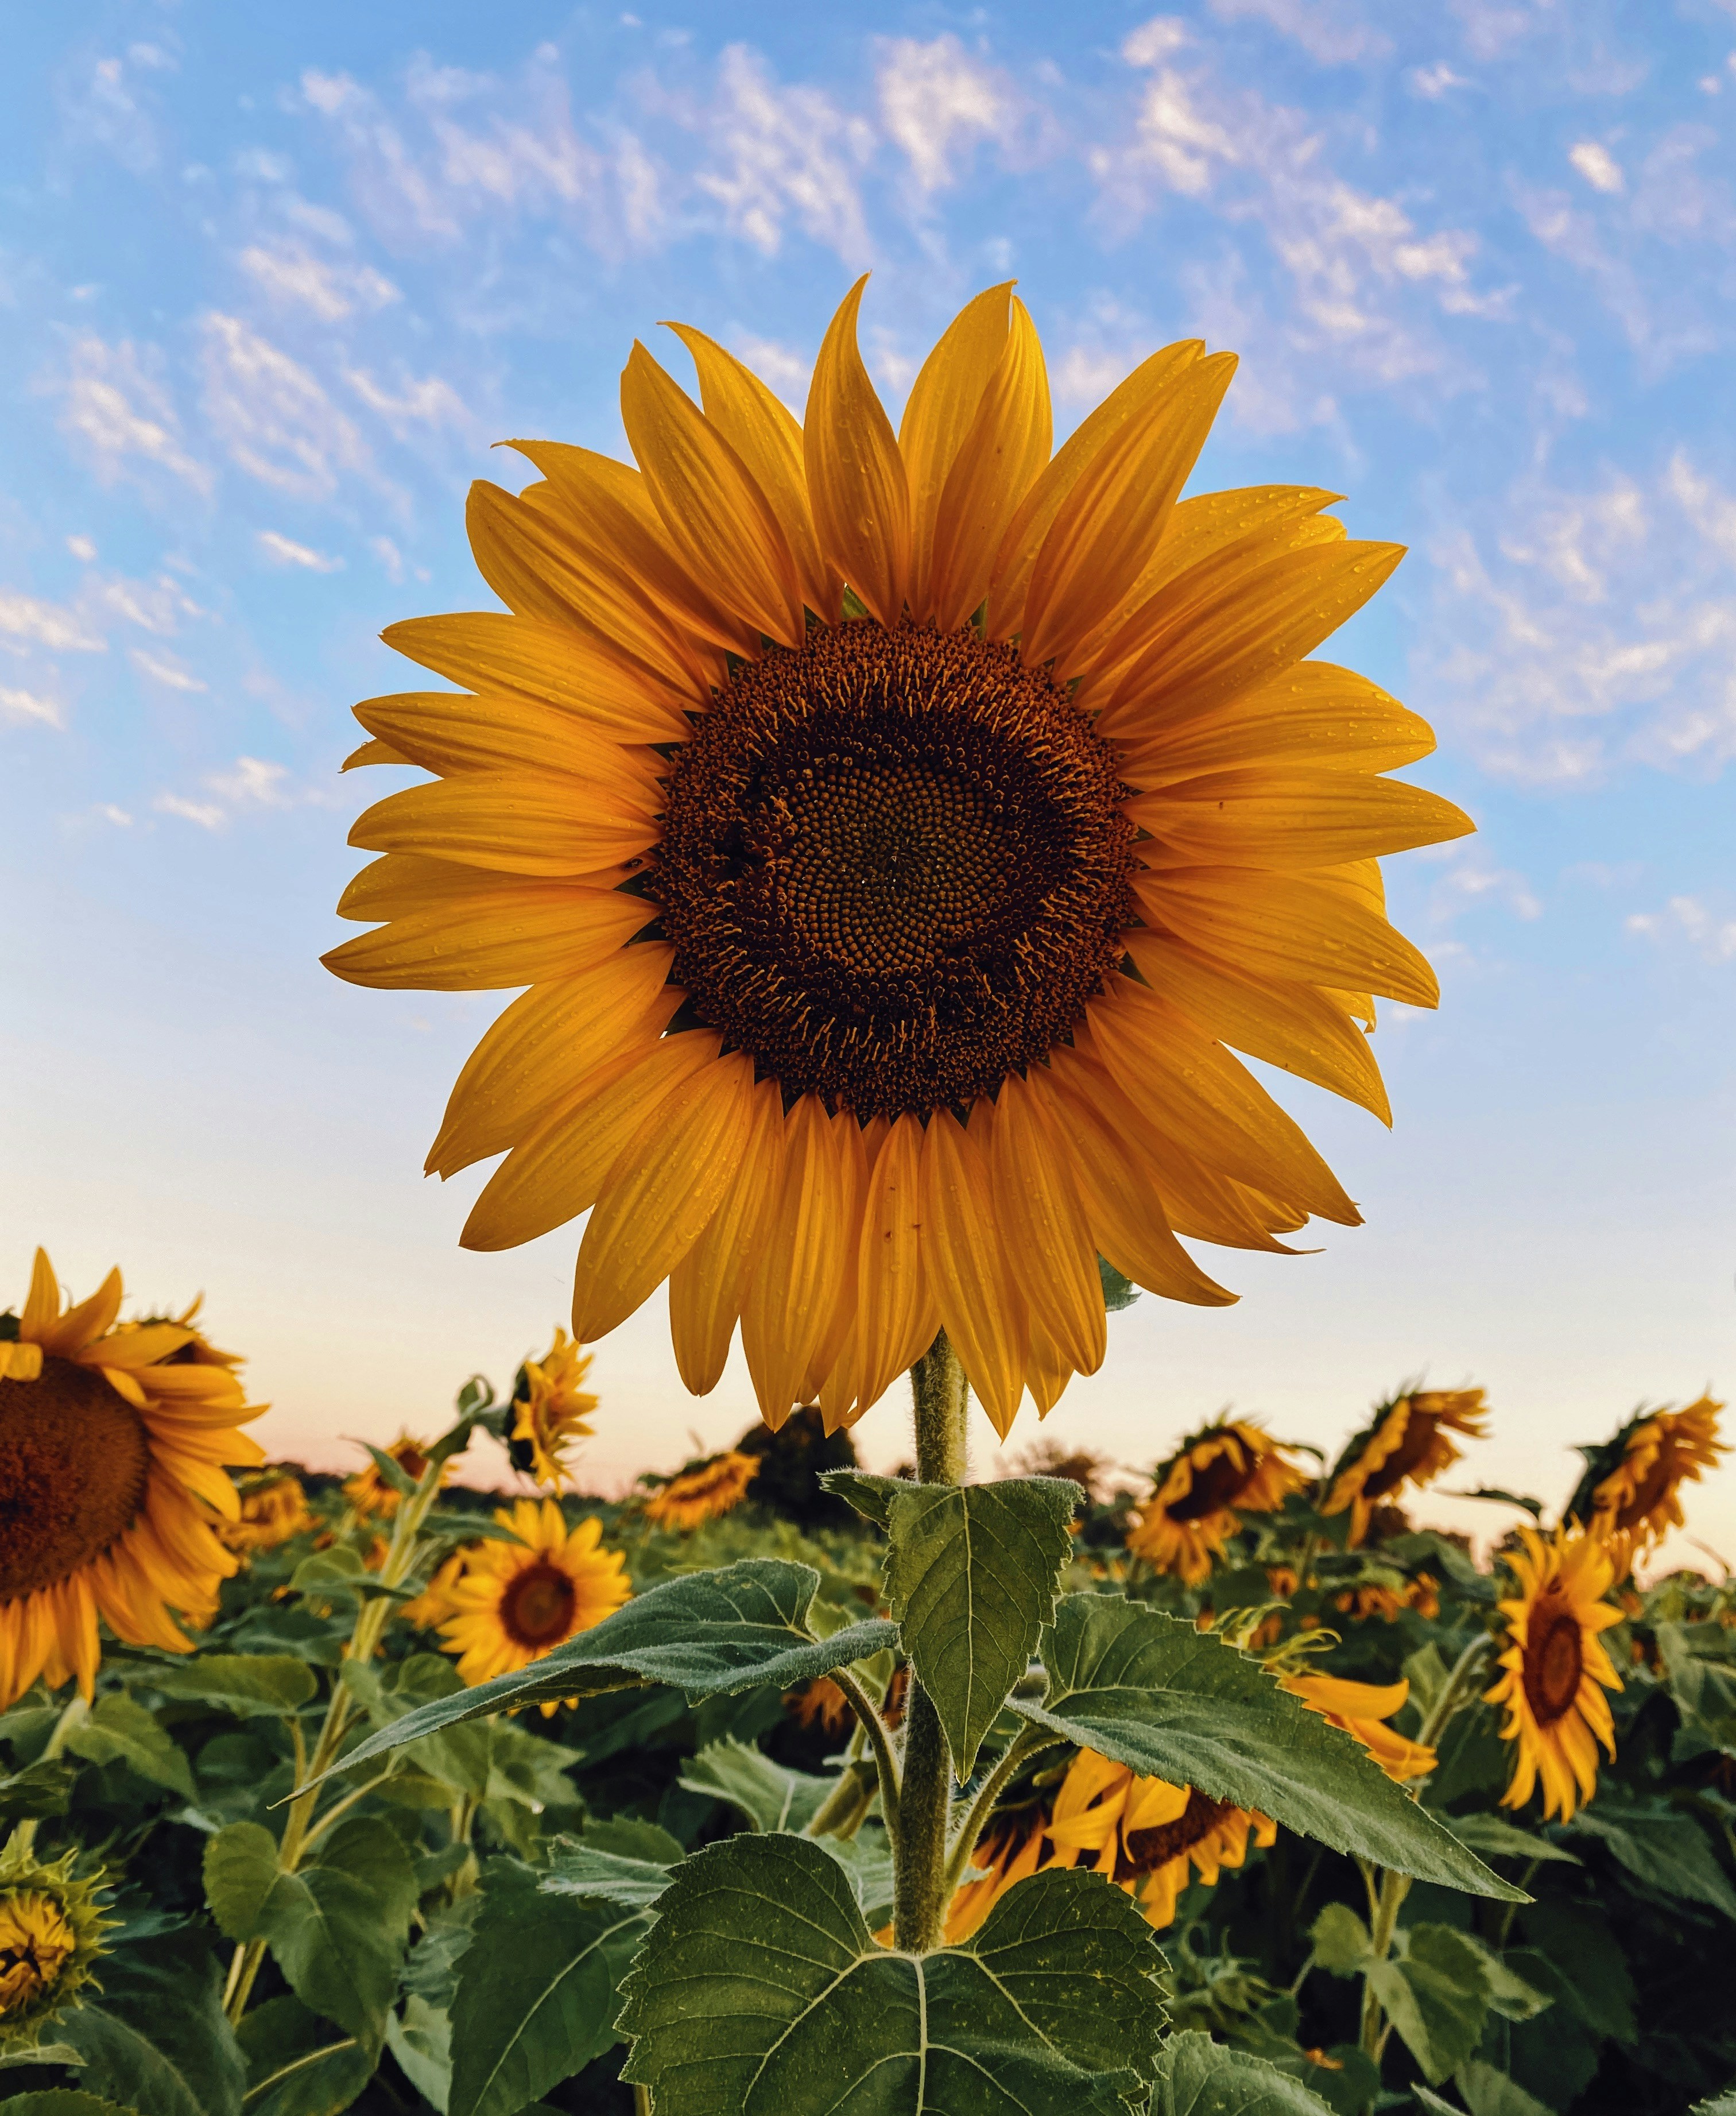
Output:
892 1330 970 1952
944 1726 1066 1897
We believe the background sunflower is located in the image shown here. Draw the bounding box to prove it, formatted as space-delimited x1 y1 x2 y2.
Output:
1486 1522 1623 1821
1126 1418 1306 1583
1567 1395 1725 1553
1322 1387 1487 1545
436 1498 630 1709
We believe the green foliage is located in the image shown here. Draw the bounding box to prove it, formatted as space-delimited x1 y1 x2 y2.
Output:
0 2097 146 2116
0 1758 79 1820
56 1932 245 2116
677 1735 836 1832
1150 2032 1338 2114
145 1656 317 1719
618 1835 1167 2114
235 1997 372 2116
64 1695 195 1800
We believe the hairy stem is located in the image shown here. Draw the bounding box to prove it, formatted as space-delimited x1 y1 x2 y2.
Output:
944 1726 1065 1897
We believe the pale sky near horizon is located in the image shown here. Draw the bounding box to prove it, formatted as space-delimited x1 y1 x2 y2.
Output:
2 1 1732 1569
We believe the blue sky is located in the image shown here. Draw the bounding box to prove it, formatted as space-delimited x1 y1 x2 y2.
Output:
3 1 1731 1559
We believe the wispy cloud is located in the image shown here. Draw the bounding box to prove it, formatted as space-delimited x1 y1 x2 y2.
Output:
1 685 64 728
0 590 106 653
130 647 207 693
49 334 212 493
875 36 1009 198
154 754 337 830
258 529 344 572
1626 895 1736 964
238 241 401 320
199 312 369 499
694 45 875 261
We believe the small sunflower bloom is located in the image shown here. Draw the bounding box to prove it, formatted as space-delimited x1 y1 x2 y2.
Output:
222 1469 315 1554
1323 1387 1487 1546
437 1499 631 1712
325 279 1470 1439
643 1449 761 1532
509 1328 598 1490
1568 1395 1725 1554
1486 1523 1623 1822
343 1430 447 1521
0 1840 114 2052
1127 1418 1307 1583
0 1248 265 1708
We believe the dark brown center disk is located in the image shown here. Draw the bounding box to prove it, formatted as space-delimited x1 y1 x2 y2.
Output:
1119 1790 1235 1877
1523 1605 1584 1727
1165 1446 1254 1523
0 1357 152 1600
654 622 1134 1120
502 1561 578 1649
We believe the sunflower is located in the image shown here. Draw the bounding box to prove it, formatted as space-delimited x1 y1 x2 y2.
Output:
324 279 1470 1437
1567 1395 1725 1553
1126 1418 1307 1583
1322 1387 1487 1546
1486 1523 1623 1821
785 1674 856 1738
221 1468 315 1554
508 1327 598 1489
0 1839 114 2052
642 1449 761 1531
398 1551 466 1631
437 1498 631 1711
0 1248 265 1708
343 1430 447 1520
1278 1670 1435 1782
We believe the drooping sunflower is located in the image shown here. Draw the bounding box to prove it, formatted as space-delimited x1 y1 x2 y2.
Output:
642 1448 761 1531
220 1468 315 1554
324 280 1470 1437
0 1839 114 2052
1566 1395 1725 1554
0 1248 265 1708
343 1430 447 1520
1126 1418 1307 1583
1277 1670 1435 1782
437 1498 631 1711
508 1327 598 1489
1486 1523 1623 1821
1322 1387 1487 1546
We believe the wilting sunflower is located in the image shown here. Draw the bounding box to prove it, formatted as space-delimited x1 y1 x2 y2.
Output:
324 279 1470 1437
1126 1418 1306 1583
437 1498 631 1710
222 1468 315 1554
343 1430 447 1520
642 1448 761 1531
1322 1387 1487 1546
1567 1395 1725 1553
1278 1670 1435 1782
508 1327 598 1489
1486 1523 1622 1821
0 1248 265 1708
0 1838 114 2052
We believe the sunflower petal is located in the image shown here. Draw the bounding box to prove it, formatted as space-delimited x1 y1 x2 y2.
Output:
348 769 658 880
1117 664 1434 787
20 1248 64 1341
741 1094 850 1430
381 611 696 739
324 875 653 991
353 691 665 788
899 283 1013 618
853 1112 942 1415
803 1111 870 1400
1129 769 1474 869
990 1071 1106 1378
920 1105 1028 1437
1025 1315 1074 1418
668 1076 787 1395
804 277 912 627
343 737 410 769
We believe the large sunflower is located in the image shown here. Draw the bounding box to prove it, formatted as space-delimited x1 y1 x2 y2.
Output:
1126 1417 1307 1582
0 1248 265 1708
508 1327 598 1489
325 281 1470 1436
1566 1395 1725 1553
1486 1523 1622 1821
1322 1387 1486 1545
437 1498 631 1710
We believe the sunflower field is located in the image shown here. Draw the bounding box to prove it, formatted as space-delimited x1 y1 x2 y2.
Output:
5 280 1735 2116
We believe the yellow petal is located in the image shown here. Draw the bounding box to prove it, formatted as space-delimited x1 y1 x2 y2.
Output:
348 770 658 879
0 1343 43 1382
898 283 1013 619
1021 353 1237 669
343 737 411 769
1117 663 1435 787
1129 769 1475 869
929 297 1053 633
381 611 696 739
1098 541 1405 739
741 1094 848 1430
1025 1315 1074 1418
986 339 1201 643
989 1071 1106 1378
919 1105 1028 1437
662 321 836 620
801 1111 869 1401
353 690 664 788
1133 866 1437 1007
325 874 653 991
803 277 911 628
459 1036 712 1249
20 1248 63 1341
428 946 680 1177
619 342 805 647
82 1322 194 1368
572 1051 755 1341
668 1076 788 1396
36 1267 125 1357
853 1112 942 1415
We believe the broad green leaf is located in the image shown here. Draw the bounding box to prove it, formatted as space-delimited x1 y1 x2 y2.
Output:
402 1898 485 2010
58 1932 246 2116
236 1995 372 2116
0 1756 80 1820
1012 1597 1522 1899
584 1817 685 1864
1307 1903 1372 1974
881 1476 1080 1777
0 2098 141 2116
1690 2090 1736 2116
484 1717 581 1812
1515 1899 1636 2045
820 1468 899 1528
64 1694 195 1800
253 1820 418 2055
1099 1258 1141 1313
813 1825 897 1928
148 1655 317 1719
543 1838 673 1912
386 1997 452 2114
313 1562 897 1786
1442 1813 1580 1866
203 1821 281 1940
1567 1802 1736 1921
342 1655 492 1797
1367 1925 1489 2085
679 1736 838 1833
0 2045 87 2074
1150 2032 1337 2114
1453 1934 1551 2022
448 1865 650 2116
617 1833 1167 2115
1454 2058 1555 2116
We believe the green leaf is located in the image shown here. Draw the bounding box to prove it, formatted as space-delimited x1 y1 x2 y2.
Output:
618 1833 1167 2115
385 1997 452 2114
1690 2089 1736 2116
678 1736 838 1833
57 1932 246 2116
64 1695 195 1800
0 2098 141 2116
203 1821 281 1940
1453 2058 1555 2116
148 1656 317 1719
0 2045 87 2074
1307 1904 1372 1974
1099 1258 1141 1313
237 1994 373 2116
1150 2031 1338 2114
1013 1597 1522 1900
1567 1802 1736 1921
483 1717 581 1812
357 1441 418 1497
881 1477 1080 1777
0 1757 80 1820
448 1865 651 2116
819 1468 900 1528
1454 1935 1551 2023
252 1820 418 2055
543 1838 673 1912
1515 1899 1636 2045
1367 1925 1489 2086
313 1562 897 1786
812 1825 897 1928
1441 1813 1580 1866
